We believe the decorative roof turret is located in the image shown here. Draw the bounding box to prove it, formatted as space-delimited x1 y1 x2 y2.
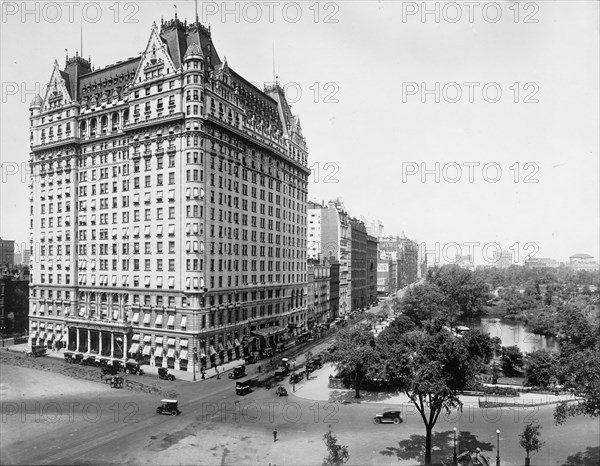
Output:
184 42 204 61
30 94 43 109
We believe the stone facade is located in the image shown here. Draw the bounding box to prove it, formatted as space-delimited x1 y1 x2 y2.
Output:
27 17 310 371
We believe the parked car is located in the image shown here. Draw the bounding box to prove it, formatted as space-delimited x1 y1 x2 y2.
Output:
275 342 286 353
124 359 144 375
156 399 181 416
26 345 47 358
245 355 258 364
64 351 75 363
158 367 175 381
373 410 403 424
73 353 85 364
276 386 288 397
228 365 246 379
81 355 98 366
101 363 120 376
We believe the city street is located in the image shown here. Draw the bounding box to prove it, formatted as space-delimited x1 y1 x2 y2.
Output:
2 321 599 466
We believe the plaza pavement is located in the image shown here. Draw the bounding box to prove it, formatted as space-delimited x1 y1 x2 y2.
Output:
290 363 577 408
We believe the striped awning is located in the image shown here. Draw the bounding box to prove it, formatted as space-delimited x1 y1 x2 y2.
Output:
143 346 152 355
179 350 188 360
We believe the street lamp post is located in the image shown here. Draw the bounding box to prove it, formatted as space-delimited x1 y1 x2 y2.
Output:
452 427 457 466
496 429 501 466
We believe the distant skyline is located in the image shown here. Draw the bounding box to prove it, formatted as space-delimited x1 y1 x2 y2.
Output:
1 1 598 265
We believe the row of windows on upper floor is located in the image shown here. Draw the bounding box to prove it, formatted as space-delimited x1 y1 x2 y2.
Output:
34 272 308 300
33 282 295 307
71 158 307 200
36 253 306 279
31 286 307 315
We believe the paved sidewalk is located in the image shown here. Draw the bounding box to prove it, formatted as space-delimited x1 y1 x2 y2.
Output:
290 363 577 408
4 343 247 382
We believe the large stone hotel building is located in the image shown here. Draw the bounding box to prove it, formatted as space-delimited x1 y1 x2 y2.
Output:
27 16 310 371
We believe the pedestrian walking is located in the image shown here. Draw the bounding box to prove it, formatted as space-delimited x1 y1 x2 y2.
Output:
258 364 261 373
216 367 220 379
273 429 278 442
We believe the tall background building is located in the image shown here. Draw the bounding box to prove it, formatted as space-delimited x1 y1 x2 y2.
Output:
0 239 15 268
27 16 309 371
315 199 351 316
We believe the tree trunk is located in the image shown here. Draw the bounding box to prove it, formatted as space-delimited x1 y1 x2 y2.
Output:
424 426 432 465
354 372 360 398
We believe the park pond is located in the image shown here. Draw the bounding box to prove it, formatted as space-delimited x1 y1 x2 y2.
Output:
460 316 560 354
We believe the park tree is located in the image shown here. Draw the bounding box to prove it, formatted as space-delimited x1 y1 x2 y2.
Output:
519 422 545 466
378 315 415 344
553 302 600 424
322 425 349 466
461 331 499 365
324 326 378 398
400 282 450 326
524 350 558 388
500 345 524 376
427 264 490 319
377 328 485 465
554 348 600 424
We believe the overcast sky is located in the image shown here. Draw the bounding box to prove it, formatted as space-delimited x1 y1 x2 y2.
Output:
1 1 598 265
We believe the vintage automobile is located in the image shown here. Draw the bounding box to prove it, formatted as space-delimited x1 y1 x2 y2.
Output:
81 355 98 367
26 345 47 358
373 410 403 425
275 358 290 376
101 363 120 376
63 351 75 363
124 359 144 375
110 376 124 389
158 367 175 381
97 358 110 368
306 355 323 372
275 342 286 353
245 355 258 364
73 353 85 364
235 376 257 396
276 386 288 397
289 372 304 384
228 365 246 379
156 399 181 416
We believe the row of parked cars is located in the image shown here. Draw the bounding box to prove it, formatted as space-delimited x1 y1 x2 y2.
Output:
64 352 145 375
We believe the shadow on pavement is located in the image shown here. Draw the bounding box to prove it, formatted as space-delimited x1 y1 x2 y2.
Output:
380 430 494 465
562 446 600 466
